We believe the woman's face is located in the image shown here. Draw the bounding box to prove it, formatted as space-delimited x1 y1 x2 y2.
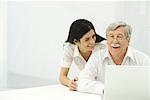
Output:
76 29 96 53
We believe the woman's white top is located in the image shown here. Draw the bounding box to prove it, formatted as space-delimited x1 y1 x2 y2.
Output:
60 41 106 71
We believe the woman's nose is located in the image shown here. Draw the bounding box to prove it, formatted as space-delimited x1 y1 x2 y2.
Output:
90 38 95 44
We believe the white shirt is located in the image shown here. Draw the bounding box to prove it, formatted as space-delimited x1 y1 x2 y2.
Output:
60 41 106 70
77 46 150 95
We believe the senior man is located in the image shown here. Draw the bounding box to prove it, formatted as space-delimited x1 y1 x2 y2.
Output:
77 21 150 95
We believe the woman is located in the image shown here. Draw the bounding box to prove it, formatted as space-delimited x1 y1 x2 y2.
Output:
59 19 106 91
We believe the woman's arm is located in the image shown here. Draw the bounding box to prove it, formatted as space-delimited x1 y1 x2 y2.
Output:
59 67 70 86
59 67 77 91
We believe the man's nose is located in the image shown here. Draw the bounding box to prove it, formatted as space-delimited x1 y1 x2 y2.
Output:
112 37 119 43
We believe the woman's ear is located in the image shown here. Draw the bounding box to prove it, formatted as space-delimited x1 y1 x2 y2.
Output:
73 39 79 44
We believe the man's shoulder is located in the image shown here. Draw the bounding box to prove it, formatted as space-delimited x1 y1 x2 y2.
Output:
130 47 149 57
129 47 149 60
91 46 107 61
96 40 107 48
129 47 150 65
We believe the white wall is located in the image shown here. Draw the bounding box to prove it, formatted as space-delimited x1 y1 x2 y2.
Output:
5 1 149 88
114 1 150 56
0 1 7 89
7 1 116 84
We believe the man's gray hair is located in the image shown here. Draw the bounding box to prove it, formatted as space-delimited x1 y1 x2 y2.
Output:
106 21 132 38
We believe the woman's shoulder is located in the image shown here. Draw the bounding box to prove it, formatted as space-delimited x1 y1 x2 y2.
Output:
63 42 75 52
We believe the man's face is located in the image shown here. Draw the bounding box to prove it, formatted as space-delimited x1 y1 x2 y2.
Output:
106 27 130 57
76 29 96 53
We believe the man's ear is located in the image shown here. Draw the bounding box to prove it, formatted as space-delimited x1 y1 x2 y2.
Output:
127 37 130 42
127 37 130 45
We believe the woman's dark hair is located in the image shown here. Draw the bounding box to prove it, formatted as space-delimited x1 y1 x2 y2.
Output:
66 19 106 44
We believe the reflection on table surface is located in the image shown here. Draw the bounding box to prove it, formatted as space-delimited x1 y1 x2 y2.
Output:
0 84 101 100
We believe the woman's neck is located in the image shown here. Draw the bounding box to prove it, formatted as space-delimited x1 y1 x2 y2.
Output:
80 50 92 62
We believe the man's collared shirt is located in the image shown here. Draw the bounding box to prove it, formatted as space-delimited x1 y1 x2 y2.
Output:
77 46 150 95
102 46 149 65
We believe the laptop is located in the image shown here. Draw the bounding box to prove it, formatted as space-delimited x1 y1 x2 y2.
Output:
102 65 150 100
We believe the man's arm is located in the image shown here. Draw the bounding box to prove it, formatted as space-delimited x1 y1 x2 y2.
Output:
77 51 104 95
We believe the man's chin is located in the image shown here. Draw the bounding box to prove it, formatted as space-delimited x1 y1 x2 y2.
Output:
110 49 121 55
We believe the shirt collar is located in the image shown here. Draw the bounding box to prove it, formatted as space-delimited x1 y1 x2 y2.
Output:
73 45 87 64
102 46 135 62
73 45 82 58
124 47 135 62
102 45 111 60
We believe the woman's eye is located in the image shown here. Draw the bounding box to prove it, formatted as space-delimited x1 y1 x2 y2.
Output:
85 39 89 41
92 35 96 38
85 38 89 41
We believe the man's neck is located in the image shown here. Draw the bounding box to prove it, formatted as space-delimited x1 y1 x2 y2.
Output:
112 55 125 65
110 48 128 65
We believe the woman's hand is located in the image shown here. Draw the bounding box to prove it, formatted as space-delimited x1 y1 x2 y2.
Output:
68 77 78 91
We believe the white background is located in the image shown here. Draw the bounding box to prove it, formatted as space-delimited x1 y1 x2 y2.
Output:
0 1 149 89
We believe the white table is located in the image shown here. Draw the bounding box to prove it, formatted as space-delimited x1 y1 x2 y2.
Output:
0 84 101 100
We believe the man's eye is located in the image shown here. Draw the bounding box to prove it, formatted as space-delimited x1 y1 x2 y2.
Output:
118 36 122 38
117 35 124 39
109 35 114 38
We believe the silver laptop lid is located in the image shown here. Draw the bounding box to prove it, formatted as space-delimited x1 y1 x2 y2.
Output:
103 65 150 100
